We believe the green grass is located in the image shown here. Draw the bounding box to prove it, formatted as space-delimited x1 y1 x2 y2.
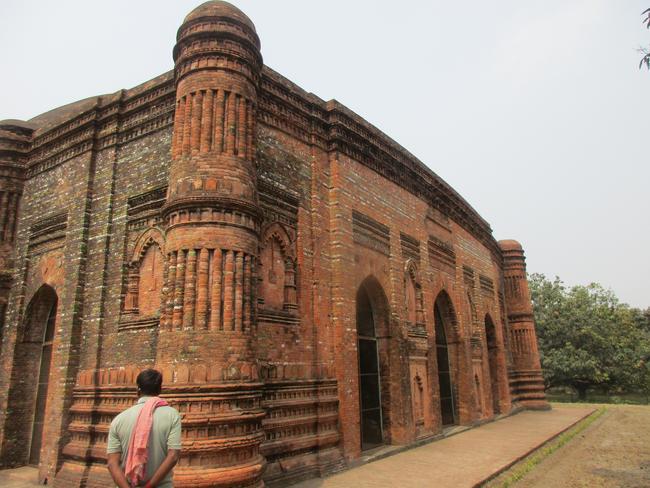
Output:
492 406 608 488
546 391 649 405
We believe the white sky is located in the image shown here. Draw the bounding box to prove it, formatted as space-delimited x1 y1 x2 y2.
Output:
1 1 648 308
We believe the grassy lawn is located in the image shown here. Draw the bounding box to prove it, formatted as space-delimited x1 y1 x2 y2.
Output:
485 406 608 488
546 390 650 405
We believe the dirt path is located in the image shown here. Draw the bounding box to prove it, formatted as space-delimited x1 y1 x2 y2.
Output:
496 405 650 488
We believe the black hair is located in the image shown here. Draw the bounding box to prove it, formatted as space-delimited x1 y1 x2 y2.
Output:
136 368 163 396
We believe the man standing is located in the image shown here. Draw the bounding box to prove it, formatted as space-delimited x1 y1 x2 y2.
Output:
107 369 181 487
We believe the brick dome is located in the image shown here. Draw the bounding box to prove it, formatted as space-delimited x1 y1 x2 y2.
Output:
498 239 523 251
183 0 257 32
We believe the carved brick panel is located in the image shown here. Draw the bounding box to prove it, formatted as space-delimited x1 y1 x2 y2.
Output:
427 235 455 275
352 210 390 256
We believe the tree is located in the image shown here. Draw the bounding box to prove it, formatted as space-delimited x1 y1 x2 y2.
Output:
640 8 650 70
529 274 650 400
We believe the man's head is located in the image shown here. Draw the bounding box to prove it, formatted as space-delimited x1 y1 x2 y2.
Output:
136 368 163 397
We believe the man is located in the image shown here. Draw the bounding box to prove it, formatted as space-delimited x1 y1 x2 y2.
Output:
107 369 181 488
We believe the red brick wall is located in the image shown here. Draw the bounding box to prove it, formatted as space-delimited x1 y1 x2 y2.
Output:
0 4 546 485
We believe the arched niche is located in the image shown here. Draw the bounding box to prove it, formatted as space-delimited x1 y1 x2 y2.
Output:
258 222 297 313
433 290 460 426
356 275 391 450
124 228 165 317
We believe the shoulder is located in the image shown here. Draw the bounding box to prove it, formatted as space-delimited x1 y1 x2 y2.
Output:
154 406 181 420
110 404 140 428
151 405 180 435
158 403 179 413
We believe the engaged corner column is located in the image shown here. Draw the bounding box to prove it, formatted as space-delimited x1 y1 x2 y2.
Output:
158 3 265 486
498 240 550 410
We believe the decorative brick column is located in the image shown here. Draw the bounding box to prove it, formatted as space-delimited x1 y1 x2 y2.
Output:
157 2 265 486
499 240 549 410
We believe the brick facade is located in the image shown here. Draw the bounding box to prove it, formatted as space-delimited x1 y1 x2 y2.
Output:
0 2 548 486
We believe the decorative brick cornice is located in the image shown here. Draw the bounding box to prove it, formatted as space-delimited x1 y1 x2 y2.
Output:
29 212 67 240
127 186 167 216
18 62 501 258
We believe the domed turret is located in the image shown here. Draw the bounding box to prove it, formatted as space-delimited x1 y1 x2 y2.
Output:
158 2 266 486
167 0 262 213
173 0 262 94
499 239 549 410
182 1 257 32
497 239 523 252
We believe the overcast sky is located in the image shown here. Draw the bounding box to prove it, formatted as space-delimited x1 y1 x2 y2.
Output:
1 1 648 308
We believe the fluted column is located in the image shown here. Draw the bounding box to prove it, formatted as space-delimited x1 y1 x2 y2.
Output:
195 248 209 328
157 2 265 486
209 248 223 330
499 240 549 410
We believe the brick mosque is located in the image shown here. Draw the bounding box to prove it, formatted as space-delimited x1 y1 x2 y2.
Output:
0 2 548 486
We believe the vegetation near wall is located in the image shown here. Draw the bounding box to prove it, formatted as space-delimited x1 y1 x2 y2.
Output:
529 273 650 401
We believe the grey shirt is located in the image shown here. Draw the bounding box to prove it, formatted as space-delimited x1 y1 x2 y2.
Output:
107 396 182 487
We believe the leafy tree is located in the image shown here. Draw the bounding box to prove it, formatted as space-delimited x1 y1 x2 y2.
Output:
529 274 650 400
640 8 650 70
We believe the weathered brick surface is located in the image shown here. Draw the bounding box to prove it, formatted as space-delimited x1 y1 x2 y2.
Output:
0 1 547 486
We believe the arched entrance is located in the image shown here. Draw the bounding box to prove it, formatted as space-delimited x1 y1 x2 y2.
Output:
356 277 389 450
20 285 58 465
434 292 458 426
485 314 500 415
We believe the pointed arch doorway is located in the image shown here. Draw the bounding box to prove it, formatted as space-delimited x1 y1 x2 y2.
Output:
23 285 58 465
434 292 458 426
356 277 390 450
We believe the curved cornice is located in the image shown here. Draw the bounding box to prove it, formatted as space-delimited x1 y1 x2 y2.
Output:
12 64 502 260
